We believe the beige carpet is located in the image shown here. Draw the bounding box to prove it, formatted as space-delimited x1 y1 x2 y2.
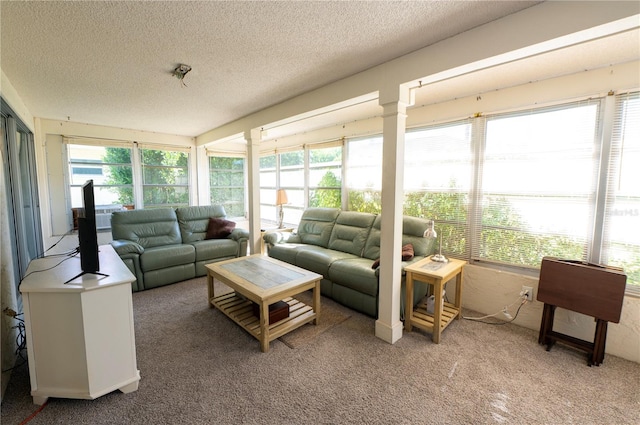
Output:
279 290 351 349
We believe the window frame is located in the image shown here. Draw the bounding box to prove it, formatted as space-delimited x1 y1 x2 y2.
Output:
139 146 190 209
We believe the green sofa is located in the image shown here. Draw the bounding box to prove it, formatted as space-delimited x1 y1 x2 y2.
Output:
110 205 249 291
264 208 436 318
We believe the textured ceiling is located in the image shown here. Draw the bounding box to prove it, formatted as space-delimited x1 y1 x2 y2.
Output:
1 0 542 137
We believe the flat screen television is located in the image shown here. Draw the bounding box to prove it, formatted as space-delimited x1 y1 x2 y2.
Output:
78 179 99 273
66 180 105 283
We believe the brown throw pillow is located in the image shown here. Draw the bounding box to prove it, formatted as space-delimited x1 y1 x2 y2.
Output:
372 244 414 269
402 243 414 261
205 217 236 239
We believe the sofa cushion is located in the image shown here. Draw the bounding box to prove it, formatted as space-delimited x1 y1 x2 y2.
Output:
144 263 195 290
328 211 376 256
205 218 236 239
296 208 340 248
176 205 228 243
191 239 239 261
363 215 382 260
140 244 195 272
111 208 181 248
296 247 359 278
329 257 379 297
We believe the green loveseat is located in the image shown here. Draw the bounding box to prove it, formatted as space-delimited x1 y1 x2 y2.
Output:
110 205 249 291
264 208 436 318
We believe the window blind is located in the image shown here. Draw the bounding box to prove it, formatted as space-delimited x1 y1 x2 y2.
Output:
603 91 640 294
473 100 601 267
404 121 473 258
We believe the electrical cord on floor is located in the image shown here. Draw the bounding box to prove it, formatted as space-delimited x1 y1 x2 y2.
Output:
463 294 528 325
1 308 27 373
19 400 48 425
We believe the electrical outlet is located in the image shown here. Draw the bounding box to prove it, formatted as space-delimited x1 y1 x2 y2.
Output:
521 285 533 302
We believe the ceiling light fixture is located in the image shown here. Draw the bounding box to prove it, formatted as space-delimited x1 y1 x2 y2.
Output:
172 64 192 87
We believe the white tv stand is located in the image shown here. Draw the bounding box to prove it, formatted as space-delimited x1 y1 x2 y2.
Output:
20 244 140 405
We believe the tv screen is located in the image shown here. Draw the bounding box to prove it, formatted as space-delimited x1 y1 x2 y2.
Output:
78 179 99 274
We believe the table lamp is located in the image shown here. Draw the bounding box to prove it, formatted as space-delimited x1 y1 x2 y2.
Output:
276 189 288 228
424 219 448 263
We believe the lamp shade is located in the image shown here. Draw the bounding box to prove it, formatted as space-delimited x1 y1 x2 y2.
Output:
276 189 288 206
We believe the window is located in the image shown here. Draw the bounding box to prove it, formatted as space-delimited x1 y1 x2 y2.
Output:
309 145 342 209
603 92 640 293
346 136 382 213
259 154 277 226
279 151 304 225
68 144 133 209
140 147 189 209
404 122 473 257
477 102 600 267
259 143 344 227
209 156 245 218
68 144 134 229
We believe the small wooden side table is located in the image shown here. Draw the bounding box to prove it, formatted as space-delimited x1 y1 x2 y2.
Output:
404 257 466 343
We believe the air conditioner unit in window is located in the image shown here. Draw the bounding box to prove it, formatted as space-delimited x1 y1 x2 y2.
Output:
95 213 112 230
95 204 123 230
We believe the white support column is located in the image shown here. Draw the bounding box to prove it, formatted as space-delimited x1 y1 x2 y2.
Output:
375 84 411 344
195 145 209 205
245 129 262 255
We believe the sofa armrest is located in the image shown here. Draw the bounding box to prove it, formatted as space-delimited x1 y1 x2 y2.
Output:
110 239 144 256
263 230 298 246
229 227 249 241
372 255 428 277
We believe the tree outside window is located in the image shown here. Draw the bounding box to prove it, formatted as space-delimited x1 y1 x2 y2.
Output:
140 148 189 208
209 156 245 218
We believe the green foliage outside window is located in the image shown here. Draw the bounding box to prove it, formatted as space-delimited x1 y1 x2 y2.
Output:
349 185 587 268
309 171 341 208
210 157 245 217
140 149 189 208
102 147 133 205
347 189 381 214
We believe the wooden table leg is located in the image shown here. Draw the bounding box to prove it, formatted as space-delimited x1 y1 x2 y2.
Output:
432 279 443 344
592 319 608 366
454 269 463 320
538 303 556 347
260 302 269 352
313 280 321 325
404 272 414 332
207 272 215 308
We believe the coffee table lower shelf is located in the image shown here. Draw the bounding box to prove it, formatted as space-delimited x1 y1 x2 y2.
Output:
211 292 317 344
408 301 460 335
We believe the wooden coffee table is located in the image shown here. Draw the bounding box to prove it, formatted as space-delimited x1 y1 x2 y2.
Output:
205 255 322 352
